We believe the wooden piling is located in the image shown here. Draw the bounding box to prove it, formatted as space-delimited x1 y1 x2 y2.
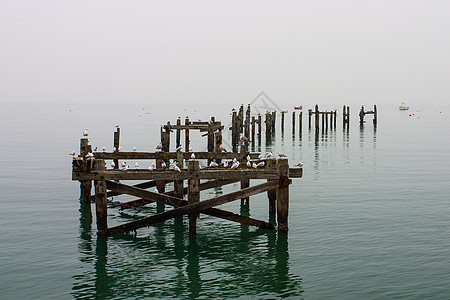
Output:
359 106 365 125
373 105 377 124
267 159 277 216
232 111 238 152
276 159 290 232
281 111 286 132
251 116 256 141
315 105 319 132
188 160 200 234
113 128 120 169
207 117 215 153
308 109 312 129
292 111 296 133
299 112 303 133
185 116 190 152
176 118 181 148
80 137 92 202
257 114 262 143
94 159 108 234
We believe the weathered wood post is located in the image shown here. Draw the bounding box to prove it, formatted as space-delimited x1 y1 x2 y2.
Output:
185 116 190 152
257 113 262 144
251 116 256 142
329 111 333 130
238 104 244 134
292 111 296 133
265 112 271 136
299 111 303 134
188 160 200 234
315 105 320 132
245 104 251 142
80 137 92 202
176 117 181 149
308 109 312 129
334 109 337 128
322 111 325 131
276 158 290 233
207 117 215 153
232 110 238 152
214 128 222 164
373 105 377 124
359 105 365 125
281 110 286 132
267 159 277 217
271 111 276 132
240 148 250 205
174 151 184 204
93 159 108 234
113 127 120 169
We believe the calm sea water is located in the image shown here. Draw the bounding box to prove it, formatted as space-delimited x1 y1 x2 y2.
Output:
1 101 449 299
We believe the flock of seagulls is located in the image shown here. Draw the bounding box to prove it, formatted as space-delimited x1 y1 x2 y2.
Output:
72 127 304 171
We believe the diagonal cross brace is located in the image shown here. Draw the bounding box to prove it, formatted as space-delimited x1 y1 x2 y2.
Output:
106 180 279 235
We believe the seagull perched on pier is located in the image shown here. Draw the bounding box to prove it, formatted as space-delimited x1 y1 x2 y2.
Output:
156 143 162 150
161 161 166 168
121 161 129 170
69 150 76 156
83 128 88 137
223 160 229 168
247 155 251 161
118 146 122 152
278 152 286 158
113 147 117 152
171 162 181 172
295 161 304 167
175 145 183 152
85 152 94 159
133 147 137 152
191 153 195 160
151 162 156 170
135 162 139 169
111 161 115 168
102 146 106 152
219 144 227 152
240 133 249 142
256 161 265 168
252 162 258 169
246 161 252 167
258 154 264 160
231 161 240 169
209 160 219 167
265 152 273 159
93 146 98 152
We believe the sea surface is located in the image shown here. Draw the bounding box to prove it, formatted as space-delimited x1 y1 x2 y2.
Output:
0 101 449 299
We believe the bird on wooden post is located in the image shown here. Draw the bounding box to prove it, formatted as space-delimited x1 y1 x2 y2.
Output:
156 143 162 150
175 145 183 152
69 150 76 156
240 133 249 143
83 128 88 137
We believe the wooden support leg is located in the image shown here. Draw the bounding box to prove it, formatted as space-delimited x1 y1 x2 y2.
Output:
188 160 200 234
81 180 92 203
277 159 290 233
94 159 108 234
267 159 277 216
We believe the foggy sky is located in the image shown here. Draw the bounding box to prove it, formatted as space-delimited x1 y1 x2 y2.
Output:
1 0 449 106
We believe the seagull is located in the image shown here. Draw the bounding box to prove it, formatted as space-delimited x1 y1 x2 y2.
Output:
223 160 229 168
151 162 156 170
85 152 94 159
102 146 106 152
295 161 304 167
175 145 183 152
83 128 88 137
111 161 115 168
155 188 159 193
133 147 137 152
161 161 166 168
219 144 227 152
115 124 120 128
258 154 264 160
209 161 219 167
93 146 98 152
121 161 129 170
265 152 273 159
240 133 249 142
252 162 258 169
233 157 237 164
104 162 108 168
278 152 286 158
118 146 121 152
246 161 252 167
69 150 76 156
256 161 265 168
135 162 139 169
173 164 181 172
113 147 117 152
121 161 127 168
247 155 251 161
191 153 195 160
156 143 162 150
231 161 240 169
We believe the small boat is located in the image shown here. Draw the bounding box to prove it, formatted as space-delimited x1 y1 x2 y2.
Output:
294 106 302 110
399 102 409 110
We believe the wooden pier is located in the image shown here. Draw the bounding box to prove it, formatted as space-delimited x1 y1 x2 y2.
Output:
73 116 302 236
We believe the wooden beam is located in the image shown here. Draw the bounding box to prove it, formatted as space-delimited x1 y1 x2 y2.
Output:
93 151 261 160
107 180 279 235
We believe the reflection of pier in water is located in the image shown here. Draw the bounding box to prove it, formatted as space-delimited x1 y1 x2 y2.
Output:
72 200 304 299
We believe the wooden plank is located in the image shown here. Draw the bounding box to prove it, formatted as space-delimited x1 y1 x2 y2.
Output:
93 151 261 160
288 168 303 178
73 168 280 181
107 180 279 235
105 181 185 208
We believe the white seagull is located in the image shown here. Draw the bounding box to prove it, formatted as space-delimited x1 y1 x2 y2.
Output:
246 161 252 167
240 133 249 142
133 147 137 152
278 152 286 158
191 153 195 160
156 143 162 150
69 150 76 156
175 145 183 152
93 146 98 152
219 144 227 152
161 161 166 168
265 152 273 159
151 162 156 170
223 160 229 168
231 161 240 169
102 146 106 152
172 163 181 172
85 152 94 159
295 161 304 167
111 161 115 168
256 161 265 168
247 155 251 161
209 161 219 167
135 162 139 169
113 147 117 152
83 128 88 137
252 162 258 169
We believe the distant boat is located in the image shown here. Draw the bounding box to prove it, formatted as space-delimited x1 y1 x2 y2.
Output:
294 106 302 110
399 102 409 110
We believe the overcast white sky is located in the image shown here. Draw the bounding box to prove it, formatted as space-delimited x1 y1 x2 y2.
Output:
1 0 449 106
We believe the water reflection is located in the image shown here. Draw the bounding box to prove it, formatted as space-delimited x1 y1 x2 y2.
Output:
72 201 304 299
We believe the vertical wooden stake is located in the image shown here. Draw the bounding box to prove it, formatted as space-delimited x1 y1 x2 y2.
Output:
359 105 365 125
281 111 285 132
207 117 215 153
176 117 181 149
80 137 92 203
188 160 200 234
276 159 290 232
315 105 320 132
232 111 238 152
94 159 108 234
251 116 256 142
113 128 120 169
292 111 296 133
185 116 190 152
373 105 377 124
267 159 277 216
299 111 303 134
308 109 312 129
257 113 262 144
